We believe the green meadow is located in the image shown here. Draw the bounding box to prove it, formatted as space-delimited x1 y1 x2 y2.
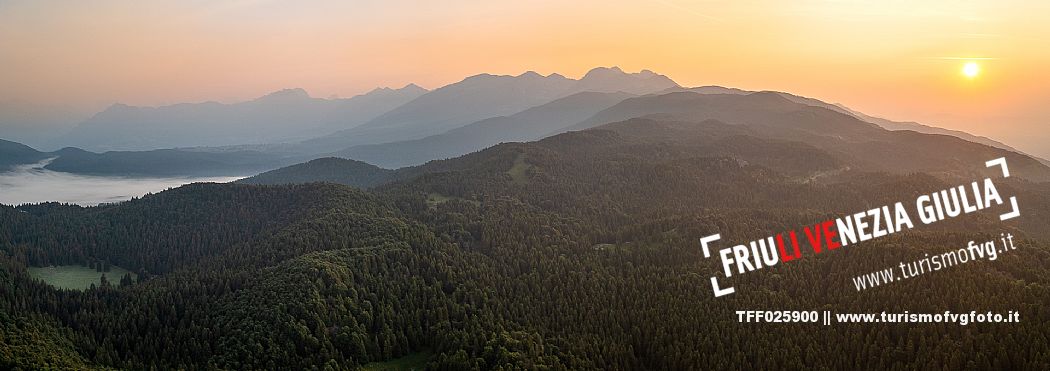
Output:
28 265 137 290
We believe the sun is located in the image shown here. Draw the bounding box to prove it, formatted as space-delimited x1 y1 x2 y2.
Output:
962 62 980 78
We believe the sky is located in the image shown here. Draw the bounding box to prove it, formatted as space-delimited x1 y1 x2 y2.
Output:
0 0 1047 157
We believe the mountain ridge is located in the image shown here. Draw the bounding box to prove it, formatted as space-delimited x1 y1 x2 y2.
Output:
0 138 302 177
57 84 428 151
330 91 636 168
299 67 680 153
252 92 1050 189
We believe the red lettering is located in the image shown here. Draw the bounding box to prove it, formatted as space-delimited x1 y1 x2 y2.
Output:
822 220 841 250
776 232 801 263
789 231 802 259
804 224 823 253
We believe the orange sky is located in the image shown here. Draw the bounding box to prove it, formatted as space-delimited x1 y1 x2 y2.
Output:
1 0 1047 156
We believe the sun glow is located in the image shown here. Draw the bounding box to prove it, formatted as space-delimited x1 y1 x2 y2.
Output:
962 62 980 78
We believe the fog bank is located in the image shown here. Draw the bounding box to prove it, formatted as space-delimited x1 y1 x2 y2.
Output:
0 160 241 206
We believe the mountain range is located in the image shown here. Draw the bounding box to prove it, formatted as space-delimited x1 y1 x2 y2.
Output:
2 66 1045 178
55 84 427 151
331 91 636 168
299 67 679 153
248 91 1050 185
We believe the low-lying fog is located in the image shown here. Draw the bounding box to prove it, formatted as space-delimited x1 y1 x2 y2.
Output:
0 160 242 206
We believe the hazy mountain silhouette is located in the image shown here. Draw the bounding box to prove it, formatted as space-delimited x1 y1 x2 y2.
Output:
569 67 679 95
32 67 1027 167
660 86 1021 154
58 84 427 151
8 67 1044 180
0 139 50 171
0 138 302 177
0 101 85 150
237 157 395 188
331 91 635 168
555 91 1050 180
249 91 1050 191
301 67 679 152
654 85 750 96
829 103 1020 152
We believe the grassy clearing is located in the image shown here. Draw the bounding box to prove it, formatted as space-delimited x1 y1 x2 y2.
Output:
426 193 479 208
361 351 432 371
425 193 454 206
28 265 137 290
506 153 531 184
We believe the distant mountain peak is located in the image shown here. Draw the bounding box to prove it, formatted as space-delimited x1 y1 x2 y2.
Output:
748 90 789 99
401 83 426 92
573 66 679 95
463 73 498 81
97 102 139 115
461 71 577 83
257 88 311 101
365 87 396 96
364 83 428 97
581 66 625 79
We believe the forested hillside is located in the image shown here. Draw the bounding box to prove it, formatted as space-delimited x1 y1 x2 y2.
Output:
2 117 1050 369
238 157 397 188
